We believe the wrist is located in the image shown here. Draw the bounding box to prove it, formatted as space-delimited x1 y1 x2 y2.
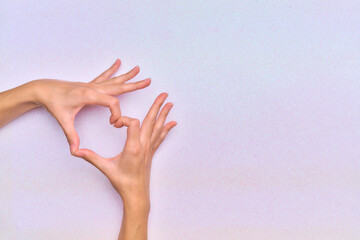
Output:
122 196 150 215
13 80 42 109
119 200 149 240
26 79 46 106
112 181 151 213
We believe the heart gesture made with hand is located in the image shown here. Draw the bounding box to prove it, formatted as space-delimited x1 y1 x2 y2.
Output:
31 59 175 162
0 58 177 239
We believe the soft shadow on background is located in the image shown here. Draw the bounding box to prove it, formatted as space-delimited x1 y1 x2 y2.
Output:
1 1 360 239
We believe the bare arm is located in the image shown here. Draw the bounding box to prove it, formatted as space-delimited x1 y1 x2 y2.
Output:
77 93 177 240
0 59 150 155
0 81 39 128
0 60 175 238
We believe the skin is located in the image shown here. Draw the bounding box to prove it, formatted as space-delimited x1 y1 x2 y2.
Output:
77 94 176 240
0 59 150 153
0 59 177 239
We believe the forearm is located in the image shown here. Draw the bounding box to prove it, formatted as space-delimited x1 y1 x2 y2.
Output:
0 81 40 128
118 199 150 240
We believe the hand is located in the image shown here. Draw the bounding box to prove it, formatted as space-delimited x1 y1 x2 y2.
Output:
75 93 176 205
31 59 151 154
75 93 176 240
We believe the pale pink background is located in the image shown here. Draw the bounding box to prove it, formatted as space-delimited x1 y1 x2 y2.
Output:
0 1 360 239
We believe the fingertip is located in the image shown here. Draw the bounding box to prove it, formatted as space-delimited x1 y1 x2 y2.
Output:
110 114 120 125
139 78 151 89
113 118 124 128
139 78 151 86
158 92 168 100
113 59 121 69
70 144 77 155
144 78 151 84
166 121 177 129
161 102 174 113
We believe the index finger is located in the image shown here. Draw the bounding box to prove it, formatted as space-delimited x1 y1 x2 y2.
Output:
91 59 121 83
140 93 168 143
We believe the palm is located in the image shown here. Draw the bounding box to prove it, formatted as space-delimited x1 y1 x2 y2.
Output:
75 93 177 202
36 59 151 154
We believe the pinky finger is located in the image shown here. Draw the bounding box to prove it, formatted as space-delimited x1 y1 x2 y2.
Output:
153 121 177 150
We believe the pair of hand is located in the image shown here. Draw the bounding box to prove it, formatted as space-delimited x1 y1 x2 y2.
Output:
31 59 176 207
0 58 173 239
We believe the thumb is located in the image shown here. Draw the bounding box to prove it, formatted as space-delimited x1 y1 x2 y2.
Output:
73 148 108 174
114 116 141 153
59 117 80 155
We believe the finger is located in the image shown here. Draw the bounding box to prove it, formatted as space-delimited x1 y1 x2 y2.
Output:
114 116 141 153
59 117 80 155
95 78 151 96
119 78 151 93
151 102 173 143
111 65 140 83
153 121 177 150
73 148 108 173
140 93 168 143
85 93 121 124
91 59 121 83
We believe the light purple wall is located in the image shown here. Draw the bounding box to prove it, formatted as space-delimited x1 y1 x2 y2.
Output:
1 1 359 239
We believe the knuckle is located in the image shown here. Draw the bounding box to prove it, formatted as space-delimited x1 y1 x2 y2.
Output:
113 76 122 82
80 87 93 96
70 149 78 157
130 119 140 127
154 124 162 132
110 97 119 106
146 114 156 123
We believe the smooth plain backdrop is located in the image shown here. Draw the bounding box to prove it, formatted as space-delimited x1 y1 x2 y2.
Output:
1 1 360 239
